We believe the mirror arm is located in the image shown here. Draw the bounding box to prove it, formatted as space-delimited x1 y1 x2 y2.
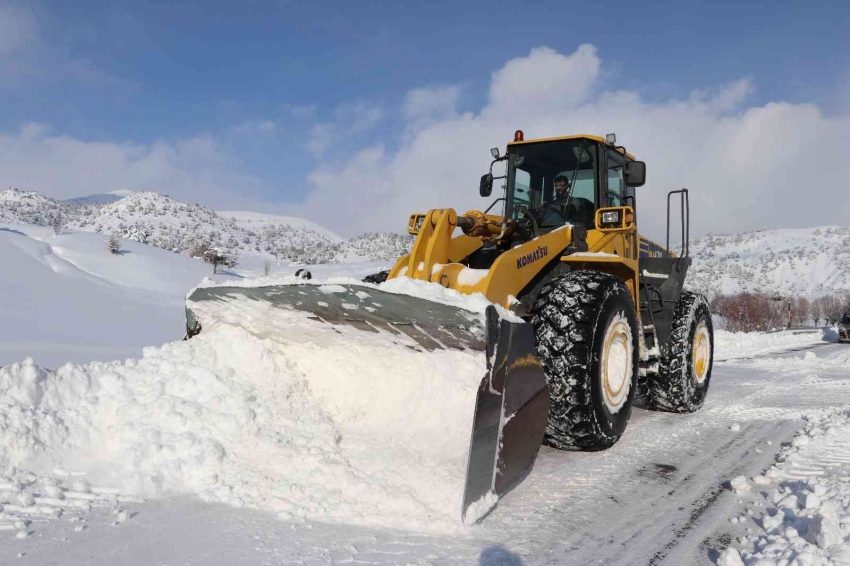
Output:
484 197 505 214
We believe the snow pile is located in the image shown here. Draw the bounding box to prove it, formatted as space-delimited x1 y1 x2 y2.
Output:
714 328 829 361
720 408 850 565
0 284 493 532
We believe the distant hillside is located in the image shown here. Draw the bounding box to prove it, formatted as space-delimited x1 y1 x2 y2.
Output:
0 187 412 265
686 226 850 299
62 191 129 205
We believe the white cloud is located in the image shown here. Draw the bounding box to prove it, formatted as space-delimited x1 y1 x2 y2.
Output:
687 78 755 115
283 102 317 119
403 85 461 132
0 3 131 89
0 123 267 207
487 45 600 116
291 45 850 241
232 119 276 134
308 123 335 157
257 120 275 133
308 101 384 157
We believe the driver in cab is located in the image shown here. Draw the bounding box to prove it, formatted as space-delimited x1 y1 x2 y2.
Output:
536 174 594 226
550 175 571 212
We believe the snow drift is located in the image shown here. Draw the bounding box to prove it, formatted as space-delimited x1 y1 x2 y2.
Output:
0 284 492 532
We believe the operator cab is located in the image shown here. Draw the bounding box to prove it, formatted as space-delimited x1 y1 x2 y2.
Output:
486 132 645 240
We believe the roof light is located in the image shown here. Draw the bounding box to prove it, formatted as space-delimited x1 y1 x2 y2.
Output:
606 133 616 144
514 130 524 142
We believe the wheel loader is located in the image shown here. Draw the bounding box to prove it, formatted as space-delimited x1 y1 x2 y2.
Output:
185 131 714 524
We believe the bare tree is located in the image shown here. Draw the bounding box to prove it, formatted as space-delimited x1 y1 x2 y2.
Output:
263 259 272 276
820 294 843 325
790 296 810 327
107 235 121 255
811 297 823 327
714 292 786 332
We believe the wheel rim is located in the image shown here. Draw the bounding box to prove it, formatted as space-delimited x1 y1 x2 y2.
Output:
600 313 633 414
692 322 711 385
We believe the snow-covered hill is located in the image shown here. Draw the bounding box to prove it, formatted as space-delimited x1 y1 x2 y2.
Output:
686 226 850 299
8 187 849 297
0 187 412 265
0 224 220 367
62 190 130 205
0 187 65 225
0 222 387 367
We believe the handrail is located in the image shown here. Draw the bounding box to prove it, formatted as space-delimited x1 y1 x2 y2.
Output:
666 189 689 257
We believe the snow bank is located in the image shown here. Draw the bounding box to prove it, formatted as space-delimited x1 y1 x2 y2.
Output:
720 408 850 565
0 290 489 532
715 328 829 361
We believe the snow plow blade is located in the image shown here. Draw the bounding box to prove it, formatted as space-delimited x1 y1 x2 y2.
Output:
461 307 548 524
184 283 548 523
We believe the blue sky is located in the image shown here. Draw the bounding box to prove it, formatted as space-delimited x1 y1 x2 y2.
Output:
1 0 849 235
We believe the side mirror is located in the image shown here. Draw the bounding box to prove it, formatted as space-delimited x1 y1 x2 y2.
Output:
479 173 493 197
625 160 646 187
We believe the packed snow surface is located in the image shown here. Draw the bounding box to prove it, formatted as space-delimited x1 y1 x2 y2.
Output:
720 405 850 565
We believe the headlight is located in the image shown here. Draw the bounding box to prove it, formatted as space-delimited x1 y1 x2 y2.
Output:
601 211 621 225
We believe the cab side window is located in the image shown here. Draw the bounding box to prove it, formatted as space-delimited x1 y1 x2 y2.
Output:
605 150 625 206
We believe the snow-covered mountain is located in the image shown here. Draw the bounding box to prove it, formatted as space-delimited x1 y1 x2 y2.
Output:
7 187 848 296
686 226 850 299
62 189 132 205
0 187 412 265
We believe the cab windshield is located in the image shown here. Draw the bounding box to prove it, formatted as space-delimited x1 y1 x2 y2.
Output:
507 139 597 228
843 314 850 324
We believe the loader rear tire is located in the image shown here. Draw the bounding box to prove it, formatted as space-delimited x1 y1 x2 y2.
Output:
532 270 640 451
645 291 713 413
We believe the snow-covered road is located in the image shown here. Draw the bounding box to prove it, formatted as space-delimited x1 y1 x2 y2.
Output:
4 341 848 565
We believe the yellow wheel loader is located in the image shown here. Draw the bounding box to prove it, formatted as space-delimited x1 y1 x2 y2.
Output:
185 131 714 524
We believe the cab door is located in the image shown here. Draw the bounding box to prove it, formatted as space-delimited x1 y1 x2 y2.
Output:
603 148 637 260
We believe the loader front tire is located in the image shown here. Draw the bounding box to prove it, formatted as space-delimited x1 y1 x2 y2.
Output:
532 270 640 451
645 291 714 413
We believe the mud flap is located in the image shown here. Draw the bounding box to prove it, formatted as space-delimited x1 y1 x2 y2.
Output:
460 305 549 524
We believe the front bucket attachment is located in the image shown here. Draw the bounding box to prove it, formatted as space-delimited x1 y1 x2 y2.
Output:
461 305 549 524
186 283 486 351
185 282 548 523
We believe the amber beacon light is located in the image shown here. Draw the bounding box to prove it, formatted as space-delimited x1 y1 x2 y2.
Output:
514 130 524 142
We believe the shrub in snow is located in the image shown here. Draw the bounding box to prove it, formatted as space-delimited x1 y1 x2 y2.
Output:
107 235 121 254
202 247 238 274
51 213 65 236
122 223 150 244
